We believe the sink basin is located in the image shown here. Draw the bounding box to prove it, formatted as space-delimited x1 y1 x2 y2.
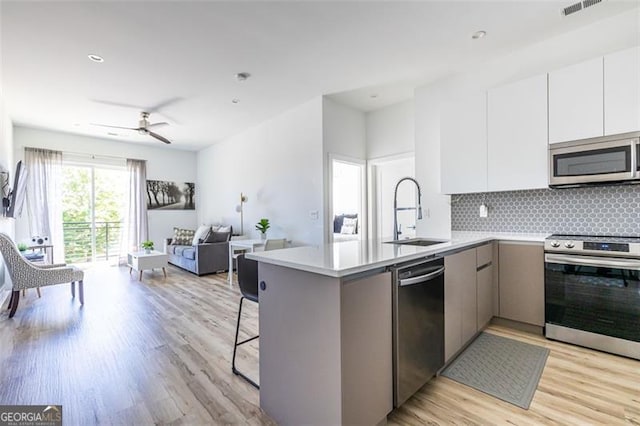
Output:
385 238 448 247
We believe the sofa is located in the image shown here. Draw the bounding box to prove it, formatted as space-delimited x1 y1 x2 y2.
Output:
165 225 232 276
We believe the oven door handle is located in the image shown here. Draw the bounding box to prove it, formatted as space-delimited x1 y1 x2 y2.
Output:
545 253 640 270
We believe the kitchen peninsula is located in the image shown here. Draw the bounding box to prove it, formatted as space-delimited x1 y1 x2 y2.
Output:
247 231 547 425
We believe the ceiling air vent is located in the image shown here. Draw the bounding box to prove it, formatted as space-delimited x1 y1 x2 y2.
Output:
562 0 604 16
562 1 583 16
582 0 603 9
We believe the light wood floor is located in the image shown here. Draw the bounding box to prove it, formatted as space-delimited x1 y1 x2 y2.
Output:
0 264 638 425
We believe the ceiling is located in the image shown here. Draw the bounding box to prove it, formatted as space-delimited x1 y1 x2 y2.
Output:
1 1 637 151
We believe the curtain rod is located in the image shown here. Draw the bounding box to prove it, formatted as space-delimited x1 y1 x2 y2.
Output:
24 146 145 163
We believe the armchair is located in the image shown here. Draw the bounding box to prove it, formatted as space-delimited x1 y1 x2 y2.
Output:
0 233 84 318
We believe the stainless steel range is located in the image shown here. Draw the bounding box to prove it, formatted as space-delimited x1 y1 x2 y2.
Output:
544 235 640 360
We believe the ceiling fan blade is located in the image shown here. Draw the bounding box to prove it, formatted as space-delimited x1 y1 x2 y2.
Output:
146 97 184 113
147 122 169 128
90 99 142 110
90 123 138 131
149 131 172 144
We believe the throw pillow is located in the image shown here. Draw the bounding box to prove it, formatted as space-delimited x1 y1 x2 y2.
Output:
193 225 211 245
202 229 231 243
172 227 196 245
340 218 357 235
340 224 356 235
210 231 231 243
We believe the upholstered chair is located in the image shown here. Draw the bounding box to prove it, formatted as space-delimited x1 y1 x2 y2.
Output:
263 238 286 251
0 233 84 318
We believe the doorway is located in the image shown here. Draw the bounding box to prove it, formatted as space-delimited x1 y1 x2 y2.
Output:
368 154 416 240
61 161 127 265
329 156 366 243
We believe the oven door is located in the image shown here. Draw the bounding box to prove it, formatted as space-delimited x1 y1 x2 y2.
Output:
549 137 638 187
545 253 640 344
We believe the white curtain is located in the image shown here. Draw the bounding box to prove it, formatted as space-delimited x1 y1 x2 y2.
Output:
121 159 148 258
25 147 64 262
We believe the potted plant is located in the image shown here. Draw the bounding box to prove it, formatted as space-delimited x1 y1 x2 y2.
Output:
17 243 28 253
141 240 154 254
255 218 270 240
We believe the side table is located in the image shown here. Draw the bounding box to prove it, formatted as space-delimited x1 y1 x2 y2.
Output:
127 250 169 281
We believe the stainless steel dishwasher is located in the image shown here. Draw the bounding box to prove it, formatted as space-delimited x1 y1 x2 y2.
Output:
392 256 445 407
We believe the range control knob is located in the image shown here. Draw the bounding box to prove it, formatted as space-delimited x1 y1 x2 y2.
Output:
565 242 575 249
550 241 561 248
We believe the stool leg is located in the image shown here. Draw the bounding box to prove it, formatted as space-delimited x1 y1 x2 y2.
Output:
36 287 41 298
232 297 244 376
8 291 20 318
79 280 84 305
71 281 75 298
231 297 259 389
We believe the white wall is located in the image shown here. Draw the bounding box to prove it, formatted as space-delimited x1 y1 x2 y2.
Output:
322 97 366 242
365 100 414 160
0 94 15 300
415 8 640 239
197 97 324 245
13 127 197 249
0 99 15 238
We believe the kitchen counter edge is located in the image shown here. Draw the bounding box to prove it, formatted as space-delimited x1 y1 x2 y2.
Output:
246 232 548 278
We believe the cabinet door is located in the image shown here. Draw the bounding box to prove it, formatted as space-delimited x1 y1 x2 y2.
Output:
461 264 477 344
488 74 548 191
549 57 604 144
476 265 493 329
498 242 544 326
440 92 487 194
605 46 640 135
444 248 476 361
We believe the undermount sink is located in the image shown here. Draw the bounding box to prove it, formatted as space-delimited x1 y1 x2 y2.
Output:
385 238 448 247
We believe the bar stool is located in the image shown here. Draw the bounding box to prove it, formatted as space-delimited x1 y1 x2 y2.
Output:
232 253 259 389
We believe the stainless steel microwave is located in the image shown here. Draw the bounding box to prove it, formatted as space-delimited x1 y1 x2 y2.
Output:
549 131 640 188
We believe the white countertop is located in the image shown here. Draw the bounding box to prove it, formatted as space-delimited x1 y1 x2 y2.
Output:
246 231 548 278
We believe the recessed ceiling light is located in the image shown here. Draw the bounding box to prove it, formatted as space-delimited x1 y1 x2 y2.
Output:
235 72 250 82
231 99 240 104
472 30 487 40
73 123 81 127
370 94 378 99
107 132 118 136
88 54 104 63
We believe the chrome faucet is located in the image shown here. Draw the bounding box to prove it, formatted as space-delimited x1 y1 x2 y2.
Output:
393 177 423 240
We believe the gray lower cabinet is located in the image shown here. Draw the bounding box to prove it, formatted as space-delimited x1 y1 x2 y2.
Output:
476 243 494 329
445 243 495 363
444 248 477 362
476 264 493 329
258 263 392 425
498 241 545 326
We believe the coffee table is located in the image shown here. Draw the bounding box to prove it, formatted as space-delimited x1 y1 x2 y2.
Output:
127 250 169 281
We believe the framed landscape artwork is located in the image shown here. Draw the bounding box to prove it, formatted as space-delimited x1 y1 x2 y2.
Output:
146 180 195 210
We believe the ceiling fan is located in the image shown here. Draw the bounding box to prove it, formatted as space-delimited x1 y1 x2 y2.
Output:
91 111 172 144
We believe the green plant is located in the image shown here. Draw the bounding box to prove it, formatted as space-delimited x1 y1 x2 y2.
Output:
255 218 270 234
17 243 28 252
141 240 154 250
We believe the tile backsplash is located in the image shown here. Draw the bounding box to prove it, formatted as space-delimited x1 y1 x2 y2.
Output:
451 185 640 236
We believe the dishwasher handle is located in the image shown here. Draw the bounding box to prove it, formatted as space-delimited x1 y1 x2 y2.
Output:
399 266 445 287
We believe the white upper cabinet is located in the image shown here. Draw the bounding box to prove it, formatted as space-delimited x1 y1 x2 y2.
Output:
440 92 487 194
488 74 548 191
604 46 640 135
548 57 604 144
